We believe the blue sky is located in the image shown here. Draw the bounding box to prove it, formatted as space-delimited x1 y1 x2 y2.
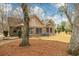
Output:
0 3 75 24
28 3 58 16
28 3 75 24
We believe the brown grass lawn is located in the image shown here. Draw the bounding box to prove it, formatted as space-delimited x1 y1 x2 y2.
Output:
30 32 71 43
0 32 71 56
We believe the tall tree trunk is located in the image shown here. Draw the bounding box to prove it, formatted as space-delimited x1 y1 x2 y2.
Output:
0 9 4 34
67 4 79 55
1 16 4 34
19 3 30 47
7 18 10 36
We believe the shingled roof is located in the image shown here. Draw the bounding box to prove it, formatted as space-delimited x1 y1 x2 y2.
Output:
7 15 45 27
42 19 55 27
29 15 45 28
7 15 55 28
8 17 23 27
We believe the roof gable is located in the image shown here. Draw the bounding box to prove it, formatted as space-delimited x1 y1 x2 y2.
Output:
42 19 55 26
29 15 45 28
8 17 23 26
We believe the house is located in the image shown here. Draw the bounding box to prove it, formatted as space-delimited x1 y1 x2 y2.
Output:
8 15 55 36
29 15 45 36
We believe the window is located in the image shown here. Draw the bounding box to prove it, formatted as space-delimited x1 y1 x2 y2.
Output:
36 28 42 34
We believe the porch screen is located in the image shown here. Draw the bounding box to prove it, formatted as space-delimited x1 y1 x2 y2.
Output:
50 28 52 33
46 28 49 33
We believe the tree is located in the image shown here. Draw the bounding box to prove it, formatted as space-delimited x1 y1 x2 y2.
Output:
19 3 30 47
67 4 79 55
60 4 79 55
59 4 79 55
60 21 66 32
0 4 11 37
65 21 72 33
56 24 61 33
55 21 66 33
59 4 73 27
0 5 4 35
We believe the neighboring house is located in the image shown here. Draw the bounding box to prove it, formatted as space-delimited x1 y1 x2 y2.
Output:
8 17 23 36
8 15 55 36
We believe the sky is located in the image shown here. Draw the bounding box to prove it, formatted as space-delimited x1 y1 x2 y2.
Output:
0 3 75 24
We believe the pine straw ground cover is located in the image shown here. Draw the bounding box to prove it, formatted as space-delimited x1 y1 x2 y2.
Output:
0 32 70 56
0 40 69 56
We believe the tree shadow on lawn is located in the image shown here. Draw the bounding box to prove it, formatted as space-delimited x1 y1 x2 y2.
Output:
0 39 69 56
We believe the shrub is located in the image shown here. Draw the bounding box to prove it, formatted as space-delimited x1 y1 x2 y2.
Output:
3 31 8 37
